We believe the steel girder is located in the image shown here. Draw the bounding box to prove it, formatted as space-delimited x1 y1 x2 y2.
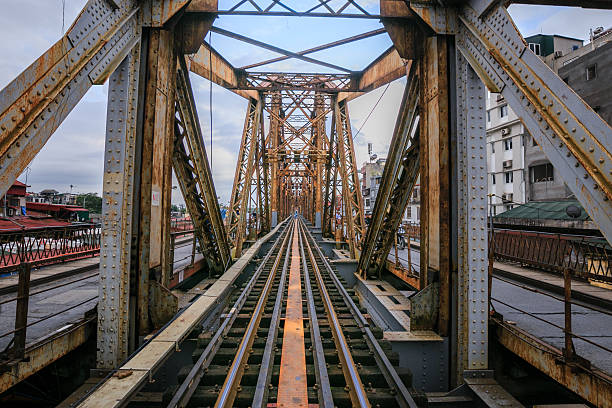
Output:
0 0 140 199
454 49 489 381
357 63 420 278
322 103 340 238
98 47 141 369
173 59 231 274
410 0 612 245
334 100 366 258
227 97 263 257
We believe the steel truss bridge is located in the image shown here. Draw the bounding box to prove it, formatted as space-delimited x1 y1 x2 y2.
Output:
0 0 611 407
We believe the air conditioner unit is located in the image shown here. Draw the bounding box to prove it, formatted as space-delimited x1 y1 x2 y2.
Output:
501 128 510 136
503 160 512 168
496 94 505 102
554 50 564 58
502 193 513 202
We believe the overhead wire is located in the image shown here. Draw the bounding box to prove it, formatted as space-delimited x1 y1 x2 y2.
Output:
352 82 390 140
209 32 213 168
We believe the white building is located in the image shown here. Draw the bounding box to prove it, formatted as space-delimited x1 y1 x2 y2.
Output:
486 92 526 215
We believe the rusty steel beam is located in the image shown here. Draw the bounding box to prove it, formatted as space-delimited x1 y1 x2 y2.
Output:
98 47 142 369
0 0 140 200
510 0 612 8
268 93 282 227
173 57 231 274
455 2 612 245
493 318 612 408
358 62 419 278
408 0 612 245
418 35 452 336
209 27 355 73
188 42 259 100
0 317 95 394
227 97 262 257
334 99 366 258
241 28 387 70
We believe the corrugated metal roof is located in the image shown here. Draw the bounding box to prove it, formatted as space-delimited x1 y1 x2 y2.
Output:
495 200 589 221
0 216 72 232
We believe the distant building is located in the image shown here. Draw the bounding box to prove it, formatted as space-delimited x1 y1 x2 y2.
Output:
486 92 526 215
404 178 420 224
488 29 612 214
0 180 28 217
361 158 386 215
557 28 612 125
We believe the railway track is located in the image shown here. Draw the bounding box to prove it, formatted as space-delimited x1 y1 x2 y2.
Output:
163 218 416 408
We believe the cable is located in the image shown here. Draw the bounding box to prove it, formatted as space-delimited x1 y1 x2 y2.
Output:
352 83 390 140
209 32 213 169
61 0 66 35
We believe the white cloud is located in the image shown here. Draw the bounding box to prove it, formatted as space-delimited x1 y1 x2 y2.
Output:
2 1 609 207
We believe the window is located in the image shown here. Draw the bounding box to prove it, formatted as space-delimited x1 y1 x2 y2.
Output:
528 43 541 56
487 110 491 122
562 76 569 84
365 199 370 207
503 138 513 151
491 142 495 154
586 64 597 81
406 206 412 218
532 136 538 147
530 163 554 183
492 174 496 185
505 171 513 183
500 105 508 118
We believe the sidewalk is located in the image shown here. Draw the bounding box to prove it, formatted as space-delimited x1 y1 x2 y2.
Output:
493 261 612 309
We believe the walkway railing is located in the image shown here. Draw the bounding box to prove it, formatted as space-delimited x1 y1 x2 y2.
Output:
492 229 611 283
0 223 100 274
171 218 193 232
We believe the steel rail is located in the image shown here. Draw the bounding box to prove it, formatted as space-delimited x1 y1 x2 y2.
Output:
167 222 291 408
299 221 370 408
300 220 418 408
214 222 295 408
296 223 334 407
252 223 292 407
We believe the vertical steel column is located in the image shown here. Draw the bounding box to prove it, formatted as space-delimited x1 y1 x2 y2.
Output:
135 28 178 336
454 50 488 382
419 36 452 335
139 28 177 288
334 100 366 258
313 93 325 228
269 93 281 227
98 47 141 369
322 103 337 237
227 97 262 257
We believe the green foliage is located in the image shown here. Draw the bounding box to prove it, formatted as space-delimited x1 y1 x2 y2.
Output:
76 193 102 214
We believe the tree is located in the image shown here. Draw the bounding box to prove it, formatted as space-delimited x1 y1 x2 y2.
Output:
76 193 102 214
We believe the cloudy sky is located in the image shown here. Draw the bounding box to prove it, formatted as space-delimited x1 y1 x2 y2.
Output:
0 1 610 205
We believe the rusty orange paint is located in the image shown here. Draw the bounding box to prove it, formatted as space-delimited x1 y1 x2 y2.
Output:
277 222 308 407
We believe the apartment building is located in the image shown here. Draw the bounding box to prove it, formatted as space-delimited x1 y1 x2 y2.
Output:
486 92 526 215
487 29 611 213
361 158 385 215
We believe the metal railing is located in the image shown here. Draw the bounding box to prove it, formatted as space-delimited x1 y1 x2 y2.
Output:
0 223 100 274
171 218 193 232
492 229 611 283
